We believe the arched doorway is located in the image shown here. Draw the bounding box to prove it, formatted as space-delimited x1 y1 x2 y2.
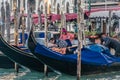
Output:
57 4 60 14
66 2 69 13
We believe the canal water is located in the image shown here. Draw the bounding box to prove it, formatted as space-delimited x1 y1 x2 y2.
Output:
0 68 120 80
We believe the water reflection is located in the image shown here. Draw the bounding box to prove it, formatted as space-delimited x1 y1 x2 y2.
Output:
0 68 120 80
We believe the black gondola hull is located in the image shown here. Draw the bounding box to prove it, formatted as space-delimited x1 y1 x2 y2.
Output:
33 50 120 75
0 54 14 68
0 35 45 72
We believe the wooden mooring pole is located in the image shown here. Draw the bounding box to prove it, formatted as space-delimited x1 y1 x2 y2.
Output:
38 0 42 30
108 10 112 36
1 2 5 36
26 1 31 32
21 8 25 46
60 11 64 35
5 1 11 43
44 1 48 76
77 0 83 79
13 0 19 74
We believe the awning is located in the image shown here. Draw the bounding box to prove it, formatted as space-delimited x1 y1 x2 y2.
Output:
12 6 120 24
10 13 87 24
33 18 45 24
65 13 77 21
32 14 51 18
90 10 120 18
85 6 120 13
10 14 51 21
86 6 120 18
51 14 61 22
50 13 78 22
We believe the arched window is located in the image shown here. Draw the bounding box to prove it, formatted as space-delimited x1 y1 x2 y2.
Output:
41 5 43 14
23 0 25 9
29 0 35 12
54 0 56 6
18 0 20 12
74 0 77 13
66 2 69 13
57 4 60 14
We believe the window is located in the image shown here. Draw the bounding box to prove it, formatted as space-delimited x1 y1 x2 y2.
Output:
66 2 69 13
29 0 35 12
57 4 60 14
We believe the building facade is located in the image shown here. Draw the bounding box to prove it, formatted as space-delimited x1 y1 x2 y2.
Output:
0 0 119 16
0 0 119 33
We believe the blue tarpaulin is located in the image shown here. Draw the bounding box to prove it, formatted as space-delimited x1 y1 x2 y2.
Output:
35 44 120 66
19 33 28 44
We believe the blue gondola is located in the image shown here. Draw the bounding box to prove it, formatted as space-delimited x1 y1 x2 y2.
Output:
28 28 120 75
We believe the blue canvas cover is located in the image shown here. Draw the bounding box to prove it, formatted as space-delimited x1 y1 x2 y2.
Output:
35 43 120 66
39 32 45 38
19 33 28 44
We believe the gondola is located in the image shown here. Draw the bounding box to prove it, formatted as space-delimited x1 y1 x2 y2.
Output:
0 33 47 72
28 28 120 76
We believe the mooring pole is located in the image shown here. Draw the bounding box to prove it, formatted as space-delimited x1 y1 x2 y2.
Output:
26 1 31 32
21 8 25 46
60 0 65 35
5 1 11 43
13 0 19 74
38 0 42 30
13 1 18 46
1 2 5 37
108 10 112 36
60 11 64 35
77 0 83 79
44 0 48 76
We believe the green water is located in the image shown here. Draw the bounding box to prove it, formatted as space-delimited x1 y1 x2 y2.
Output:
0 68 120 80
